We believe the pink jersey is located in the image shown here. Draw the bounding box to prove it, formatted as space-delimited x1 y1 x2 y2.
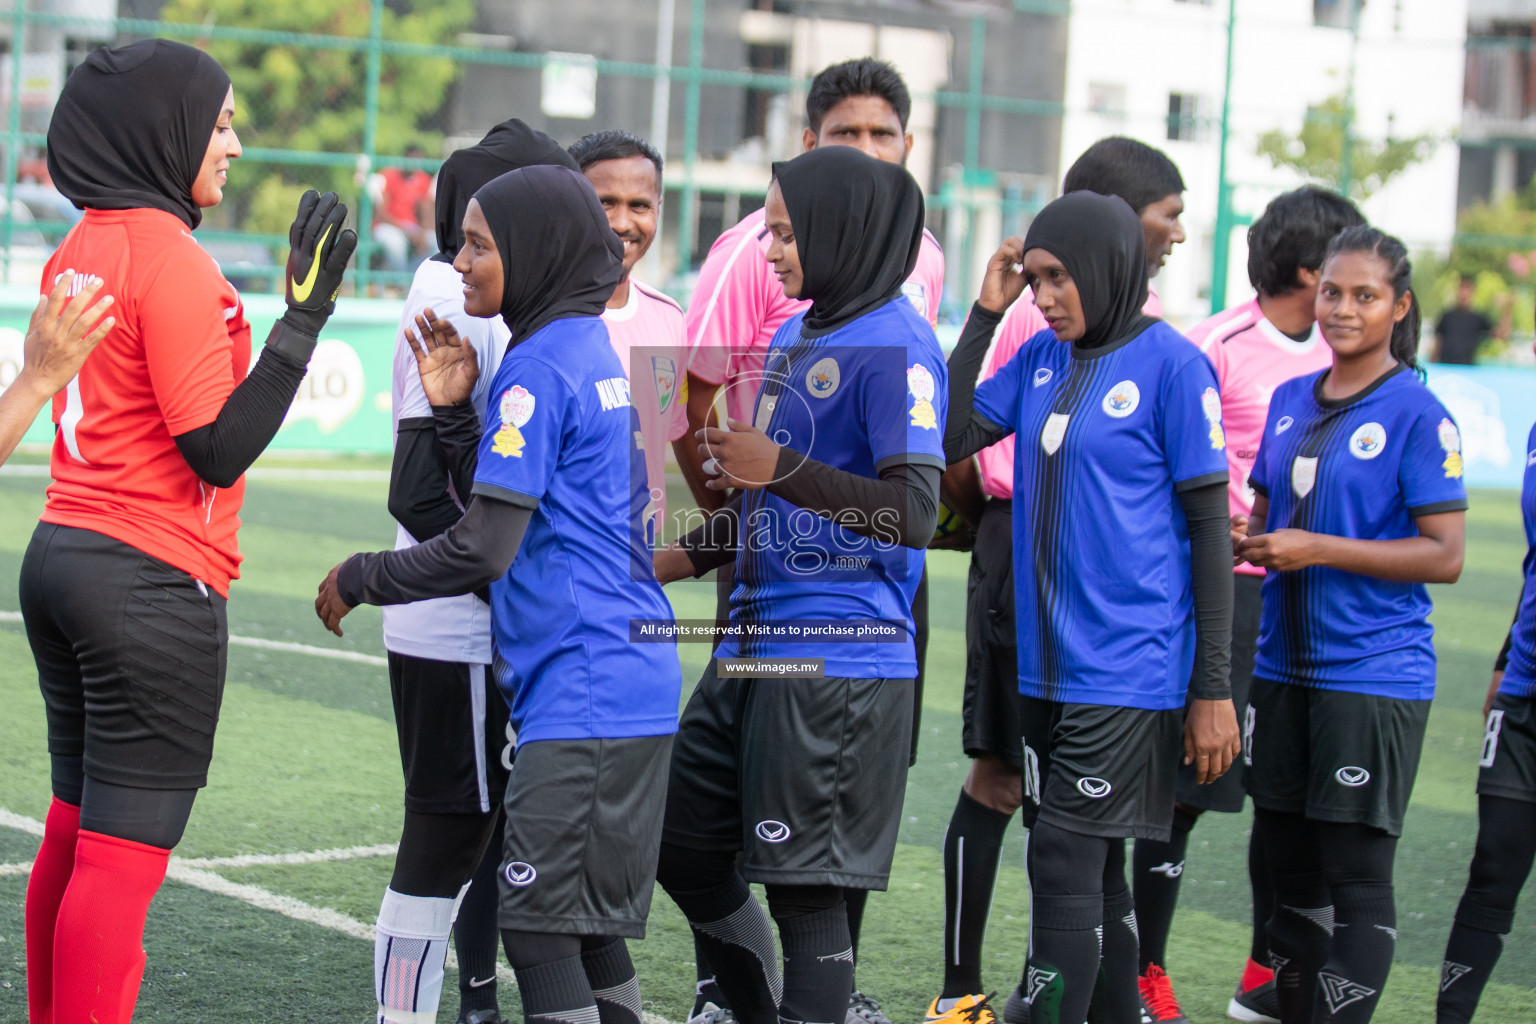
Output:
973 288 1162 499
1189 298 1333 577
603 278 690 543
685 206 945 427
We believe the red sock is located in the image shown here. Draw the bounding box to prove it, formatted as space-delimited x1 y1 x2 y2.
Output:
26 798 81 1024
1240 956 1275 992
52 829 170 1024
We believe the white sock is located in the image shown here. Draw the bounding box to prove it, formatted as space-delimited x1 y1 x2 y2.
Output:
374 884 471 1024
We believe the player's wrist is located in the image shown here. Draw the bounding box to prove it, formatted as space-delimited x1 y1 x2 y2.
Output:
266 316 320 364
8 369 57 407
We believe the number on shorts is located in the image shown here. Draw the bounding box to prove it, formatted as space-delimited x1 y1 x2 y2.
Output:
1243 704 1257 768
1023 744 1041 805
1481 710 1505 769
501 721 517 771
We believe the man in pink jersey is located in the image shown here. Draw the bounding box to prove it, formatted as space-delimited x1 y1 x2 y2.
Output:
677 58 943 1024
927 136 1187 1024
1136 186 1364 1024
570 130 689 546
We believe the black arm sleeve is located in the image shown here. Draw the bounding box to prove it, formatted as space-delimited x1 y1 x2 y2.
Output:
432 402 483 507
337 494 533 607
767 451 942 549
676 493 743 578
1180 480 1234 701
1495 582 1524 673
171 320 318 489
944 303 1010 464
388 418 464 543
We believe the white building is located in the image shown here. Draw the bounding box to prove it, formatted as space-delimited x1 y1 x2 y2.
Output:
1058 0 1467 328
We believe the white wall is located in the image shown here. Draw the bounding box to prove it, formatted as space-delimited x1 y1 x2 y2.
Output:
1058 0 1466 329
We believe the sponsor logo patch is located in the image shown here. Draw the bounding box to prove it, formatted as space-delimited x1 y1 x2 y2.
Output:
755 819 792 843
908 363 938 430
1276 415 1294 435
492 386 536 457
1201 386 1226 450
1033 366 1053 388
1349 422 1387 460
806 357 840 399
902 280 928 318
1438 417 1464 479
1334 765 1371 787
1041 412 1070 456
1291 455 1318 499
652 355 677 413
1149 860 1184 878
1076 776 1113 799
503 861 538 887
1102 380 1140 419
1319 972 1377 1015
1441 961 1474 992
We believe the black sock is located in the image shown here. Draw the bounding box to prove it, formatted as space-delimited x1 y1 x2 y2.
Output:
513 953 598 1024
1093 855 1141 1024
1248 823 1274 967
694 933 728 1015
1317 882 1394 1023
1437 910 1509 1024
942 789 1014 998
664 862 782 1024
1024 824 1110 1024
1132 807 1195 973
456 839 504 1016
1257 810 1329 1024
583 938 642 1024
844 887 868 978
775 902 854 1024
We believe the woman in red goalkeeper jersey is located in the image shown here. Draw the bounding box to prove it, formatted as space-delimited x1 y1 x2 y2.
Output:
21 38 355 1023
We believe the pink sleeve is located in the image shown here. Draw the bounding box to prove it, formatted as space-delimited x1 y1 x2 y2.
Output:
684 223 766 386
919 233 945 328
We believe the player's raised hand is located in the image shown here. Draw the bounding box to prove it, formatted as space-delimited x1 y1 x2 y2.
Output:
284 189 358 336
976 236 1028 315
315 560 355 637
1184 697 1241 785
22 271 116 395
697 419 782 491
408 307 480 407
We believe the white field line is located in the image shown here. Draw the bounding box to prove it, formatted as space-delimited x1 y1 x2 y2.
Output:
0 465 390 482
0 610 388 668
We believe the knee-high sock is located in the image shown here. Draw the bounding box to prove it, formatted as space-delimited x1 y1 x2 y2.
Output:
773 901 854 1024
584 938 643 1024
1094 851 1142 1024
456 838 505 1016
375 884 469 1024
25 797 80 1024
1257 811 1328 1024
665 866 783 1024
516 952 601 1024
1249 822 1275 969
1132 808 1195 972
1022 824 1109 1024
843 887 868 989
52 829 170 1024
1438 794 1536 1024
942 789 1014 998
1316 882 1394 1024
694 932 728 1015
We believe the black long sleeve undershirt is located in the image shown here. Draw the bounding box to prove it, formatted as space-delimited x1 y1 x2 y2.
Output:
677 493 744 578
1180 480 1234 702
944 303 1010 463
431 401 483 508
337 494 533 608
388 418 464 543
172 319 319 489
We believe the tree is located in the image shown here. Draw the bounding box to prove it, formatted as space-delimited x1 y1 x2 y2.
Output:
1255 95 1436 200
161 0 475 234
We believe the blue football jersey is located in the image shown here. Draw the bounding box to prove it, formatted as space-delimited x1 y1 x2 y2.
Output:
714 298 948 679
1250 365 1469 699
973 320 1229 711
1497 422 1536 698
472 316 681 743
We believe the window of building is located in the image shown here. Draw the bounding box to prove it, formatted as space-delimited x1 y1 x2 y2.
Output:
1167 92 1207 142
1313 0 1357 29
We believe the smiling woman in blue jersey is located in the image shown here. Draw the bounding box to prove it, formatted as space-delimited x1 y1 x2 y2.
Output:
314 163 682 1024
943 190 1242 1024
1231 226 1467 1024
650 144 946 1024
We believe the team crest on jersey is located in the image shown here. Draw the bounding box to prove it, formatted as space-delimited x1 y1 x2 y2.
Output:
1041 413 1070 455
1276 415 1294 435
652 356 678 413
806 357 840 399
1349 422 1386 460
1291 456 1319 499
1033 367 1053 388
1201 386 1226 450
901 280 928 319
1437 417 1463 479
1102 380 1140 418
908 363 938 430
1529 448 1536 468
492 386 536 458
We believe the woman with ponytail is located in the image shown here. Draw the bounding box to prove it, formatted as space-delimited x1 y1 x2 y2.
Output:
1235 225 1467 1023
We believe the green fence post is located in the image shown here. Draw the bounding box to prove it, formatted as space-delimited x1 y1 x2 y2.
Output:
3 0 25 285
354 0 384 296
676 0 704 274
1210 0 1237 314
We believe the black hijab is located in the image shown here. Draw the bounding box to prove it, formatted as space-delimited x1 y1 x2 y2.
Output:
1023 190 1156 350
432 119 577 263
770 146 925 336
471 165 623 344
47 39 231 230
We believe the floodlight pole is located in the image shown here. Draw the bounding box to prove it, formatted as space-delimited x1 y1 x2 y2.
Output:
1210 0 1237 314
